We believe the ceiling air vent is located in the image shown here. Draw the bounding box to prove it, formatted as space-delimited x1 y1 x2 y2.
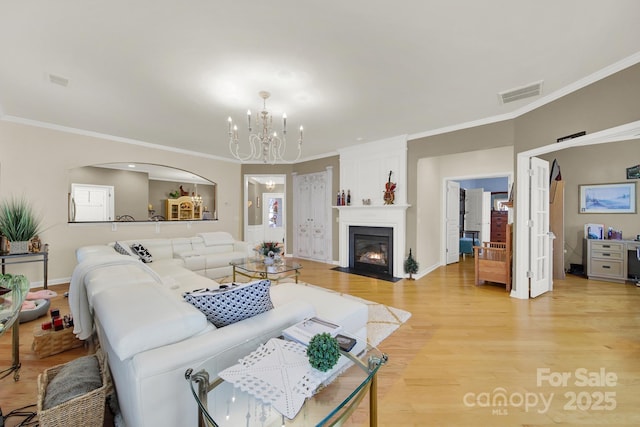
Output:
498 80 543 104
48 73 69 87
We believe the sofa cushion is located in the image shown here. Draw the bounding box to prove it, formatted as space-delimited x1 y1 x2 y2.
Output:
183 280 274 328
170 238 194 255
198 231 235 246
76 245 120 263
93 283 208 361
131 243 153 263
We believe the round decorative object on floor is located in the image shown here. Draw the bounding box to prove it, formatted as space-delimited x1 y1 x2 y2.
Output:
19 298 50 323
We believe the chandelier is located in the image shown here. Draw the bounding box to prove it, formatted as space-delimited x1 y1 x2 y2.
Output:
191 184 203 207
265 179 276 190
228 91 303 164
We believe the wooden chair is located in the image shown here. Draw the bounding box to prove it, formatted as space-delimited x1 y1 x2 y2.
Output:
473 223 512 291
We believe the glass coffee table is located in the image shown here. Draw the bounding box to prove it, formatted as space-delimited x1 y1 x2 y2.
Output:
230 258 302 284
185 336 387 427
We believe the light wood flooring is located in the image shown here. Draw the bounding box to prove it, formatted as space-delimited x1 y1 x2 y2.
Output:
1 256 639 426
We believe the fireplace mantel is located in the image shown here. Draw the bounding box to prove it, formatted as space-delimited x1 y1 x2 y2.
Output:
336 204 409 278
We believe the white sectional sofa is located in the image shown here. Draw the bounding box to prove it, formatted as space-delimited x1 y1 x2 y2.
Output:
104 231 253 279
69 235 368 427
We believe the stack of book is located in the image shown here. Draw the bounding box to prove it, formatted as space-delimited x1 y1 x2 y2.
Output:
282 317 357 352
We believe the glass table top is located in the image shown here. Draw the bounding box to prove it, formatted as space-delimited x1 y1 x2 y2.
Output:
186 334 387 427
0 274 29 336
230 258 302 275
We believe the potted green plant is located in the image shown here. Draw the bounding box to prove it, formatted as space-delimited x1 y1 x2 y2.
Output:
0 197 43 254
307 333 341 372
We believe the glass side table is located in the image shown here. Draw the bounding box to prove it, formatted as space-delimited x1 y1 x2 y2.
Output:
0 274 30 381
186 336 387 427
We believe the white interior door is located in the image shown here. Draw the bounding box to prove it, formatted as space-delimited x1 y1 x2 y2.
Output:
530 157 551 298
293 171 331 262
481 191 491 243
446 181 460 264
71 183 114 221
465 188 483 233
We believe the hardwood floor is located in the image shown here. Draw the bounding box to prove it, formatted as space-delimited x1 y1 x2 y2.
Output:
1 257 639 426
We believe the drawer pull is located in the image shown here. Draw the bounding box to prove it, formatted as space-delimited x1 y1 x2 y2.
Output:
603 245 611 248
603 265 611 269
602 253 611 257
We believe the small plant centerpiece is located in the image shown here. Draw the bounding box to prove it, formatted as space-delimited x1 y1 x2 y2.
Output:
306 332 341 372
255 241 283 264
0 197 43 254
404 248 419 280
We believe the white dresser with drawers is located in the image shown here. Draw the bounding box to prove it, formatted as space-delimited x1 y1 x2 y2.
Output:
584 239 640 283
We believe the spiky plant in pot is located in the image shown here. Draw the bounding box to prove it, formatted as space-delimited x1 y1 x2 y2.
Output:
0 196 42 254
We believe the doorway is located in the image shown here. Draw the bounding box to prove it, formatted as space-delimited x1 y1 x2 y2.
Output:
444 175 511 264
244 175 286 251
512 120 640 299
70 183 114 222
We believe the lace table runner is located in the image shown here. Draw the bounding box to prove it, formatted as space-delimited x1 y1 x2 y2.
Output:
219 338 341 419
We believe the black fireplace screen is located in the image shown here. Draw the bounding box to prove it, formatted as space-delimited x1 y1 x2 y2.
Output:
349 226 393 276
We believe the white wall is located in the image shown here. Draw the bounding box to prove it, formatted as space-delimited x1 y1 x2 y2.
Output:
416 146 514 273
0 120 241 285
338 135 407 206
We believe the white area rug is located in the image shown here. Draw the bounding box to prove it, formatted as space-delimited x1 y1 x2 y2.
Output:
218 276 412 346
291 282 412 347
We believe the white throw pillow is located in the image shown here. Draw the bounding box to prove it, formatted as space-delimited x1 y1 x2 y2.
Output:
183 280 274 328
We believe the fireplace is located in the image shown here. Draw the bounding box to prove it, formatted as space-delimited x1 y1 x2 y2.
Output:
349 226 393 277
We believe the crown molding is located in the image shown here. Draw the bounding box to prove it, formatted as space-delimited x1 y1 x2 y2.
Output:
0 115 236 163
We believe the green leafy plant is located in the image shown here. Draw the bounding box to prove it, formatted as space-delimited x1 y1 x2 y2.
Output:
404 248 419 279
0 197 43 241
307 333 340 372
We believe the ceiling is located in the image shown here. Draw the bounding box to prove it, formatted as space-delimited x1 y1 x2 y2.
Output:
1 1 639 163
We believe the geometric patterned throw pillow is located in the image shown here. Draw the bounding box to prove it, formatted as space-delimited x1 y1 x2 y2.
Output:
130 242 153 263
113 241 137 258
183 280 274 328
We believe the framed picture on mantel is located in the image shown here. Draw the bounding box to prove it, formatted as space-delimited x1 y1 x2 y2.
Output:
579 182 636 214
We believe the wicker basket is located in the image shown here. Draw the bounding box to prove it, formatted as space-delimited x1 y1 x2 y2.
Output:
37 352 107 427
32 326 84 358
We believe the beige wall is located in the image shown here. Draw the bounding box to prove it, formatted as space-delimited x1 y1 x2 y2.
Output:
416 147 514 272
514 63 640 154
540 139 640 270
407 120 515 258
0 120 241 284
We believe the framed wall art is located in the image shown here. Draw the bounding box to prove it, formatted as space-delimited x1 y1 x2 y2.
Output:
579 182 636 214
